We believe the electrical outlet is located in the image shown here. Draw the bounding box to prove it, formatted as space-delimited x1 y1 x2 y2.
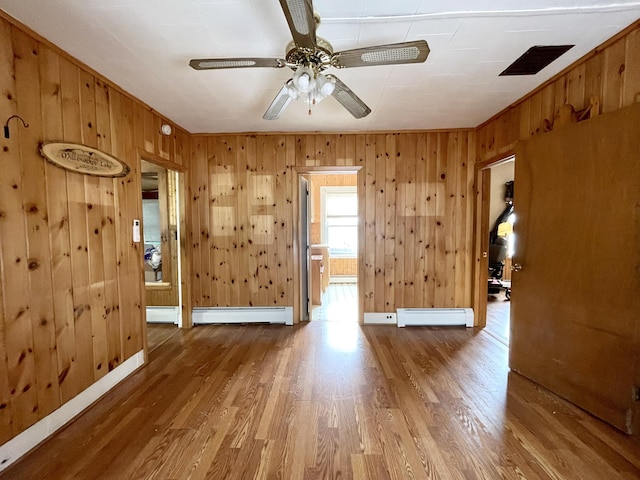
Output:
364 313 397 324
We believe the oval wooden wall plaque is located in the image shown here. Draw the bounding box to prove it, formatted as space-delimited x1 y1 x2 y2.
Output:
40 142 130 177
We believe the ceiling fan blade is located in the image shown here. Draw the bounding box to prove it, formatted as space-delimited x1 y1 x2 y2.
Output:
278 0 317 49
333 40 430 68
263 85 293 120
329 76 371 119
189 57 286 70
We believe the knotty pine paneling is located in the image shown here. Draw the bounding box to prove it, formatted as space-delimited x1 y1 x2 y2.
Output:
0 15 188 445
330 258 358 277
189 132 476 316
477 20 640 162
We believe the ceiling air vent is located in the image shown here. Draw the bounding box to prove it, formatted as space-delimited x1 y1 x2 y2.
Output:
500 45 574 76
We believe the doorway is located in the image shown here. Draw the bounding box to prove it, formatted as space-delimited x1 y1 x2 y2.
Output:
140 159 182 350
485 157 515 346
300 170 360 322
474 154 515 338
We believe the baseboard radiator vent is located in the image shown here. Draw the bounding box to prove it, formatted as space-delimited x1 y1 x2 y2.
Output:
146 306 180 324
396 308 474 328
193 307 293 326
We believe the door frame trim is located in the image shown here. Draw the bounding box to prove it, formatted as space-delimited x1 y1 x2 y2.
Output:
472 151 515 328
297 175 310 322
293 167 362 323
137 150 191 363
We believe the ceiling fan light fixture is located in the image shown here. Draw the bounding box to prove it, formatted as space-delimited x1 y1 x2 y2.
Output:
286 68 336 110
285 79 299 99
189 2 429 120
292 65 316 93
298 72 311 90
317 74 335 96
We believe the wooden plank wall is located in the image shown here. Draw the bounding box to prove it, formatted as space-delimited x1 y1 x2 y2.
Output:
331 258 358 277
476 21 640 162
6 5 637 455
189 132 476 316
0 15 188 445
308 173 358 276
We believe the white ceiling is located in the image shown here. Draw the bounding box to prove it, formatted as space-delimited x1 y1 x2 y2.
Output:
2 1 640 133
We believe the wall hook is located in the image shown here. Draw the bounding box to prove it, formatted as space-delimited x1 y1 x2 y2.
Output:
4 115 29 139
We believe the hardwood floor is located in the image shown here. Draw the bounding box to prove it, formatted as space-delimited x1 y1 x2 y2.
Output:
147 323 178 352
312 283 358 322
486 291 511 346
3 321 639 479
146 323 179 351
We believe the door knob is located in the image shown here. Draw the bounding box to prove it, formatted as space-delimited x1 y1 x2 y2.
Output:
511 263 522 272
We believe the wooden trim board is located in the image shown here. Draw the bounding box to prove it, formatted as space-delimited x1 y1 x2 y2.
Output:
0 351 145 472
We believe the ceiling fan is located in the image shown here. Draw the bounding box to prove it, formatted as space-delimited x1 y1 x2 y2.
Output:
189 0 430 120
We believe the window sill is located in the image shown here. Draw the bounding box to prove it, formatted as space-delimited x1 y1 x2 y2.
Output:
145 282 172 290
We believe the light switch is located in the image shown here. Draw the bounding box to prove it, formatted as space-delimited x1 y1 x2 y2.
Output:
133 219 141 243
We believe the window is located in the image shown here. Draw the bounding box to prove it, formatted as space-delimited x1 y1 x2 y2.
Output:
321 186 357 257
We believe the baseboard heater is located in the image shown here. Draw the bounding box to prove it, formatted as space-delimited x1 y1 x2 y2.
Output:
146 306 180 324
396 308 474 328
193 307 293 326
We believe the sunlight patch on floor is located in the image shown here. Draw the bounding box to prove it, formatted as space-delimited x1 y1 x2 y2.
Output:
326 321 359 352
312 283 358 322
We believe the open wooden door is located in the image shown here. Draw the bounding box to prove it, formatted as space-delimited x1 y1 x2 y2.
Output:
299 176 310 321
510 103 640 434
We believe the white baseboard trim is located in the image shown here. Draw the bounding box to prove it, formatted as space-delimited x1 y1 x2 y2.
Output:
364 312 397 324
330 276 357 284
0 350 145 472
146 306 180 324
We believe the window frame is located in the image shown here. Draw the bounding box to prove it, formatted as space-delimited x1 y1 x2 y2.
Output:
320 186 358 258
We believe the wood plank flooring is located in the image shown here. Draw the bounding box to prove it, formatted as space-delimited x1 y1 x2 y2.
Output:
486 292 510 346
147 323 179 351
3 321 639 479
312 283 358 322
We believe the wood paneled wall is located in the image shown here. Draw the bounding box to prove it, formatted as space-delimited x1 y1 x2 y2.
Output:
189 132 476 316
5 5 636 455
0 14 188 445
189 136 296 309
330 258 358 277
477 21 640 161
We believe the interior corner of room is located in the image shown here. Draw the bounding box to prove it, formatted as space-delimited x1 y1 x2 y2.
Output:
0 2 639 477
